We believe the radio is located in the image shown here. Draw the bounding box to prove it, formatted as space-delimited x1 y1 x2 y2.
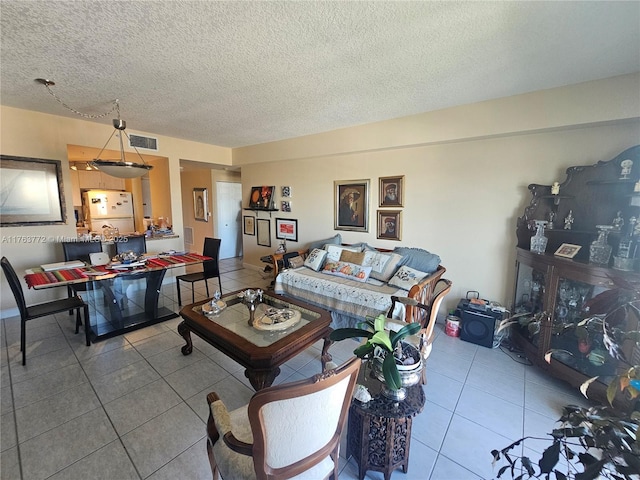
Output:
454 291 506 348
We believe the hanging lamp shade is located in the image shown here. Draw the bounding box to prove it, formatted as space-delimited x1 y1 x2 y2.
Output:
89 119 153 178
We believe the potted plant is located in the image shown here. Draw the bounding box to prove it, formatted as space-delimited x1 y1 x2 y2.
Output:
329 314 422 400
491 277 640 479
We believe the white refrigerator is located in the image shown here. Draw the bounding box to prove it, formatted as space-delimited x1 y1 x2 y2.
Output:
83 190 135 233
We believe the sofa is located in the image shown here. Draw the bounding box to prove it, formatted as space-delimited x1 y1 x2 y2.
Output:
272 234 446 329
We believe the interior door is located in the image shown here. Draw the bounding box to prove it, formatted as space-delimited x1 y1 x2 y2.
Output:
216 181 242 259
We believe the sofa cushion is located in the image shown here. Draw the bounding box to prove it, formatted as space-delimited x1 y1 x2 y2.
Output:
393 247 440 274
322 260 372 283
308 234 342 252
304 248 328 271
388 265 429 291
340 250 365 265
325 244 362 262
366 251 403 282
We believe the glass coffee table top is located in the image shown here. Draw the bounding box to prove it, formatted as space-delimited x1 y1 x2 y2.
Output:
190 292 321 347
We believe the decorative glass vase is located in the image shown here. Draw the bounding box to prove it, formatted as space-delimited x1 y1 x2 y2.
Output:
589 225 613 266
530 220 548 254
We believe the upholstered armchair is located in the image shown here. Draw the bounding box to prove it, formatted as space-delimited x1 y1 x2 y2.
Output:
206 357 361 480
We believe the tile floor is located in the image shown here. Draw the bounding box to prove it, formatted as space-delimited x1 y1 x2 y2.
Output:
0 257 592 480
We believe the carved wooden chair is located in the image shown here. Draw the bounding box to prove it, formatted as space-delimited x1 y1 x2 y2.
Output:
206 357 361 480
387 278 452 383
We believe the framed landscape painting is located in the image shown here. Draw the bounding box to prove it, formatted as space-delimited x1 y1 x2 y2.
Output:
0 155 66 226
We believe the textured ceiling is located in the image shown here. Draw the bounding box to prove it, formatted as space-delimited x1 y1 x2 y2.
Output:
1 1 639 148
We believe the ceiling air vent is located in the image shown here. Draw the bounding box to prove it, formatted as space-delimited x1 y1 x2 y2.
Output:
129 133 158 151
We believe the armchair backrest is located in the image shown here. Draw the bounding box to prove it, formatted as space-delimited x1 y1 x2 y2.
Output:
247 357 361 479
1 257 28 320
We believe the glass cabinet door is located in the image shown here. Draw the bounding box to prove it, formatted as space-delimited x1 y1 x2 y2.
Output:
513 261 547 346
549 276 616 379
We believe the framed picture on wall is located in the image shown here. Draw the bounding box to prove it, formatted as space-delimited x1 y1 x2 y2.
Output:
257 219 271 247
193 187 208 222
249 186 275 210
275 218 298 242
376 210 402 241
334 179 369 232
0 155 67 226
243 216 255 236
379 175 404 207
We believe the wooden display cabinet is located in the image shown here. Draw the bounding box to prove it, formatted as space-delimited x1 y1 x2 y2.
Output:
512 145 640 409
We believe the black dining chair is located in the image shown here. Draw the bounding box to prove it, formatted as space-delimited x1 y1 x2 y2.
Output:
116 235 147 256
1 257 91 365
176 237 222 305
62 240 102 314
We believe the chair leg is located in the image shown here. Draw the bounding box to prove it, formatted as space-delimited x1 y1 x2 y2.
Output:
68 286 74 315
191 282 195 304
75 309 81 334
205 279 210 298
83 304 91 346
218 277 222 294
21 319 26 366
176 279 182 306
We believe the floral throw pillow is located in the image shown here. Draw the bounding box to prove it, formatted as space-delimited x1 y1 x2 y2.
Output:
303 248 327 271
322 260 372 283
388 265 428 291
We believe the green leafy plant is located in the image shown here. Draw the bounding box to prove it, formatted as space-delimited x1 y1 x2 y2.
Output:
492 277 640 479
329 314 421 390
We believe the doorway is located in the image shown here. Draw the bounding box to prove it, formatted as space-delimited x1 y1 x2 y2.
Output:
216 181 242 259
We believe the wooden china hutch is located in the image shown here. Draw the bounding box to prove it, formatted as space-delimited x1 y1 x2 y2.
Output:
512 145 640 409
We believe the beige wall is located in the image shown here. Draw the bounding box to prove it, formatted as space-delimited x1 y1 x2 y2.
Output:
0 106 232 312
1 74 639 317
237 74 640 313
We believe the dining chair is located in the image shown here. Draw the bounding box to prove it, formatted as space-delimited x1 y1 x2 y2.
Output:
176 237 222 305
115 235 147 256
206 357 361 480
62 240 102 317
1 257 90 365
387 278 452 384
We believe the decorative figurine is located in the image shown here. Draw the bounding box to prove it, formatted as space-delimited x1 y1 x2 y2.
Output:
612 211 624 231
620 159 633 179
551 181 560 195
548 211 556 230
564 210 574 230
635 181 640 193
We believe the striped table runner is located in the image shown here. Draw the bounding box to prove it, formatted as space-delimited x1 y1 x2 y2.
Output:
24 253 212 289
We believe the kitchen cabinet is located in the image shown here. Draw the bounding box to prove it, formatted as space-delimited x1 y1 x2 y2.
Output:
512 145 640 409
77 169 125 190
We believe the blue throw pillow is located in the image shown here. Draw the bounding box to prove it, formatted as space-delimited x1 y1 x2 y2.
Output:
393 247 440 274
308 234 342 252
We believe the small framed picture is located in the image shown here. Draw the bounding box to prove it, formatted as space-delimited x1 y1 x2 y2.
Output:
193 188 208 222
554 243 581 258
281 186 291 198
275 218 298 242
257 219 271 247
243 216 255 236
377 210 402 241
281 201 291 212
379 175 404 207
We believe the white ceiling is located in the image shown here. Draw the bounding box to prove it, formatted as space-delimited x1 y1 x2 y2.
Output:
1 1 639 149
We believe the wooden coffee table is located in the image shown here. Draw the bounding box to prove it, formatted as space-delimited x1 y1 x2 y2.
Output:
178 289 333 390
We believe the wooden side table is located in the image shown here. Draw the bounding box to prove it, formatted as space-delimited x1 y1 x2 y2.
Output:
346 362 425 480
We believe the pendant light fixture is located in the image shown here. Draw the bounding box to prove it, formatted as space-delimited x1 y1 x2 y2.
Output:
36 78 153 178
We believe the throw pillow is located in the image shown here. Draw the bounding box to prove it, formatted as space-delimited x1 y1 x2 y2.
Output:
393 247 441 274
388 265 429 291
366 252 403 282
303 248 327 271
288 255 304 269
322 260 372 283
325 244 362 262
308 234 342 252
340 250 366 265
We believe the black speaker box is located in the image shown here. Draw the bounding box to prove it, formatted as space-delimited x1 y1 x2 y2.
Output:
455 299 504 348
